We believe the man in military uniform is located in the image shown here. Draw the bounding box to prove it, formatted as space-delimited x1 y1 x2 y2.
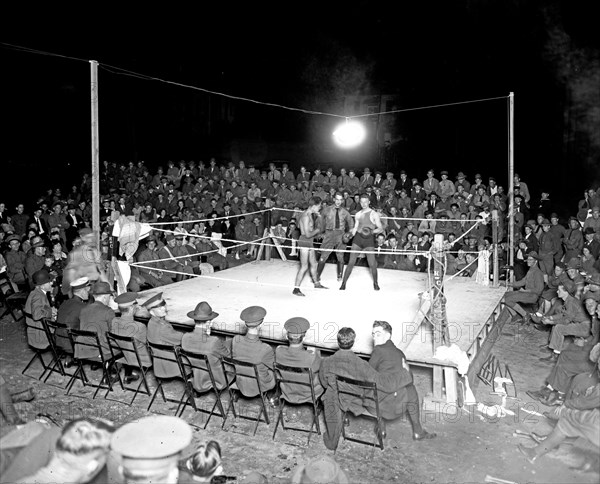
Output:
275 317 323 403
181 301 231 392
136 235 174 287
317 192 353 282
55 276 91 361
231 305 275 396
145 292 183 379
112 291 149 383
24 269 57 350
158 234 194 282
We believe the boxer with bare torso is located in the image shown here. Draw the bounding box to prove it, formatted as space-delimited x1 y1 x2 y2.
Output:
340 193 384 290
293 197 328 296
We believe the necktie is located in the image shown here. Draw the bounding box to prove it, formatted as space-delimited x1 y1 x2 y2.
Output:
335 208 340 229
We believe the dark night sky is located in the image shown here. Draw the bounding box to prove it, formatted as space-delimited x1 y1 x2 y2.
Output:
2 1 599 212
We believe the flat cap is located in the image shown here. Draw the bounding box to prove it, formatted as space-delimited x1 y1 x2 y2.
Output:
5 234 21 244
284 317 310 336
583 290 600 302
114 291 139 307
142 292 166 309
240 305 266 327
70 277 90 290
566 257 580 270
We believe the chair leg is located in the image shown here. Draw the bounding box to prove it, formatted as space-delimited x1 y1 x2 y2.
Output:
272 401 285 440
203 398 220 430
147 381 163 412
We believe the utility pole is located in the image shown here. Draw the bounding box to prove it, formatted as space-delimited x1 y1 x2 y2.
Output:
508 92 514 285
90 60 100 249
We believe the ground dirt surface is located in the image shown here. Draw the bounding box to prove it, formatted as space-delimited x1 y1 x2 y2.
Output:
1 259 598 483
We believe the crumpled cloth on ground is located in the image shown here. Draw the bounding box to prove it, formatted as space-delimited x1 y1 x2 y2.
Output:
434 343 470 375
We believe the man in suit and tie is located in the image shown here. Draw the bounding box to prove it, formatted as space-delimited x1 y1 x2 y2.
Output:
29 206 49 240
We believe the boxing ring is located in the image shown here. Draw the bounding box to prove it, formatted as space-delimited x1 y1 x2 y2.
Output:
134 259 508 409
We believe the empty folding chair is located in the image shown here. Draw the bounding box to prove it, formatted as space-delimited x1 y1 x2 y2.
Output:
22 312 55 380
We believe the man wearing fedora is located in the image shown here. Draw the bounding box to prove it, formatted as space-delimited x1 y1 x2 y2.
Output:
75 281 116 373
231 305 276 396
112 291 149 382
24 269 57 350
502 251 545 323
275 317 324 402
146 293 184 379
358 168 373 191
181 301 231 392
25 236 47 286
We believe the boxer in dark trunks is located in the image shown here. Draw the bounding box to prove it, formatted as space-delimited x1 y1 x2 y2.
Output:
340 193 384 290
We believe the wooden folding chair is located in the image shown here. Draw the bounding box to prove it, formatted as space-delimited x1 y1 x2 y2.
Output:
22 312 55 380
221 356 271 436
106 332 153 406
175 347 229 428
335 375 385 450
0 273 27 321
272 362 323 444
146 341 186 414
65 328 121 399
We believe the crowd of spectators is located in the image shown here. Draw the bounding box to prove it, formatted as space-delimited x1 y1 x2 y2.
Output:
1 156 600 479
3 157 599 291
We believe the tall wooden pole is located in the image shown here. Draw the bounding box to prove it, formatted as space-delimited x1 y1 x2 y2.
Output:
508 92 515 285
432 234 450 349
90 60 100 249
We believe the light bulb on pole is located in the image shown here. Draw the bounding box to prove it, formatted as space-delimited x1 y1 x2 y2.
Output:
333 118 366 148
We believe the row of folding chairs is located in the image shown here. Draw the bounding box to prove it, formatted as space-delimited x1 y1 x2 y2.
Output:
21 316 358 444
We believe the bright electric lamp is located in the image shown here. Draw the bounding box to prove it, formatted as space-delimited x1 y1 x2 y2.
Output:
333 119 366 148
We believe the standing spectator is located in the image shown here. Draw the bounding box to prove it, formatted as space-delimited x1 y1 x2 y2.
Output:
47 202 70 243
514 173 531 203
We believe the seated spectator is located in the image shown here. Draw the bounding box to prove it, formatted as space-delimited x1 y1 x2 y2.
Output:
231 306 276 397
4 234 27 288
528 292 599 406
275 317 324 403
181 301 230 392
518 342 600 465
503 251 545 323
537 281 591 364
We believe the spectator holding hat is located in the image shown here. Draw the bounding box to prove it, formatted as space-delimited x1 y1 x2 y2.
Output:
24 269 56 350
231 305 276 396
47 201 70 243
181 301 231 392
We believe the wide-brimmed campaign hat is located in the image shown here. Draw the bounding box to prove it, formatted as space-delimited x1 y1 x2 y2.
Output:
187 301 219 322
